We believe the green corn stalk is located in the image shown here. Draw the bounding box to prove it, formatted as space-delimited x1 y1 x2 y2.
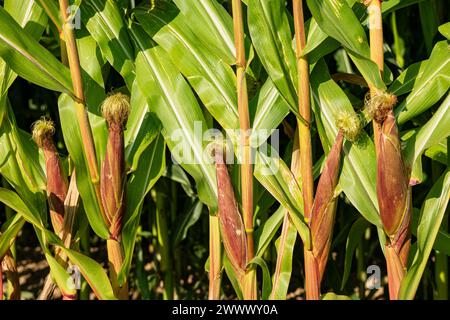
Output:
231 0 256 300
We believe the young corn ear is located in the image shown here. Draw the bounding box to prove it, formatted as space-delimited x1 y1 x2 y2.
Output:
32 119 68 235
214 145 248 277
100 93 130 299
376 110 410 238
309 131 344 282
100 93 130 239
371 96 412 299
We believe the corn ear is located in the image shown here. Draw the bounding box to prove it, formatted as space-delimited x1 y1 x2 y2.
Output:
100 93 130 299
376 110 410 238
375 107 412 299
32 119 68 235
214 147 247 276
100 93 130 239
310 131 344 282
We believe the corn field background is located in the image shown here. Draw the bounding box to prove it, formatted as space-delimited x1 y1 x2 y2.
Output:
0 0 449 301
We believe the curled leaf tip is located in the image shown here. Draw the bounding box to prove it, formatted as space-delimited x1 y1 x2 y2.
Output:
365 90 397 123
101 92 131 128
335 111 362 142
32 118 55 148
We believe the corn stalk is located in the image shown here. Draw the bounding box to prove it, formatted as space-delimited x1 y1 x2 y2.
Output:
57 0 103 218
293 0 317 300
231 0 256 300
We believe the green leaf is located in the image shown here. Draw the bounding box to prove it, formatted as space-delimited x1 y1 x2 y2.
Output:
438 22 450 39
0 187 115 300
255 205 285 257
306 0 385 89
270 216 297 300
424 140 447 165
82 0 135 88
173 200 204 246
35 0 62 31
251 79 290 142
5 0 48 39
0 103 46 198
381 0 426 14
304 0 424 66
0 188 44 230
418 0 439 54
311 60 381 228
396 41 450 124
131 23 218 212
135 3 238 131
77 32 107 114
404 94 450 168
172 0 235 65
247 256 272 300
399 170 450 300
322 292 354 300
163 164 196 198
389 61 425 96
0 6 73 96
254 152 310 247
390 12 405 68
223 253 243 300
3 0 48 96
246 1 306 126
0 214 25 260
56 246 117 300
45 253 77 298
341 217 370 289
119 133 166 284
248 0 298 112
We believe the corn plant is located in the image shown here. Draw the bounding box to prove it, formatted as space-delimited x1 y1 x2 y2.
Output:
0 0 449 301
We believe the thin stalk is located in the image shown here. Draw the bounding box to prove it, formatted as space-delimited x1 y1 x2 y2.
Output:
58 0 104 221
293 0 317 300
304 249 320 299
231 0 256 299
209 215 222 300
293 0 314 221
35 0 67 66
106 239 127 299
368 0 384 147
385 246 405 299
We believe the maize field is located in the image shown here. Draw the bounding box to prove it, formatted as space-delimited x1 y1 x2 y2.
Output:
0 0 449 301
